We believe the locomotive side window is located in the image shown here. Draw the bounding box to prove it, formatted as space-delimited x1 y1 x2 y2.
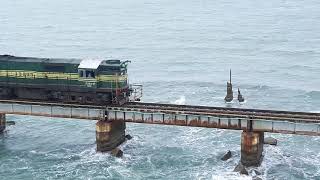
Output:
78 69 95 78
79 70 85 78
86 70 95 78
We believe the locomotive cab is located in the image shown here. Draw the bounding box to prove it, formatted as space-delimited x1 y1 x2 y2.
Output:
78 58 131 104
78 59 103 88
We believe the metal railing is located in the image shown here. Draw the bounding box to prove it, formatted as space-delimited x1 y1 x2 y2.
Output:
0 100 319 136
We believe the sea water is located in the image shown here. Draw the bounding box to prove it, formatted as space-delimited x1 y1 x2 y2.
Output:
0 0 320 179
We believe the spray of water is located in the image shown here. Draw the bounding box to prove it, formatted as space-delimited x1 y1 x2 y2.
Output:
173 96 186 105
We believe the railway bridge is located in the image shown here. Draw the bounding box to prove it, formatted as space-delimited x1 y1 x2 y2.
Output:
0 100 320 167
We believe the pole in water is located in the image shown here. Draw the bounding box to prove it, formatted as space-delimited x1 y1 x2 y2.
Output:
238 88 245 103
224 69 233 102
230 69 232 84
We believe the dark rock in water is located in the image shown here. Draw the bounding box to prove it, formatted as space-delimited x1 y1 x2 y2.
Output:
234 163 242 172
253 176 262 180
111 148 123 158
253 169 262 175
6 121 16 126
237 88 245 102
234 162 248 175
240 168 249 175
221 150 232 161
0 126 5 133
125 134 133 140
264 137 277 146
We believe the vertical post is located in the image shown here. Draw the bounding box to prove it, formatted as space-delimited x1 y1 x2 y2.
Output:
96 118 126 153
240 131 264 166
229 69 232 84
0 114 6 134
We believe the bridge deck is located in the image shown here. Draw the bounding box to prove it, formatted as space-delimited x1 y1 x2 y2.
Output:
118 102 320 122
0 100 319 136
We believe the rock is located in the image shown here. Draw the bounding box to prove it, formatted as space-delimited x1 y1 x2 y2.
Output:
0 126 5 133
125 134 133 140
111 148 123 158
240 168 249 175
264 137 277 146
221 150 232 161
253 176 262 180
234 162 248 175
234 163 242 172
253 170 262 175
6 121 15 126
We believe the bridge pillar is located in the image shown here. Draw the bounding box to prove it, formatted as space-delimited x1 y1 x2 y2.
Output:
96 120 126 153
0 114 5 134
240 131 264 167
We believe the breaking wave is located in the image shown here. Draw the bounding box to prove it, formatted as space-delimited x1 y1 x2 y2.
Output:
172 96 186 105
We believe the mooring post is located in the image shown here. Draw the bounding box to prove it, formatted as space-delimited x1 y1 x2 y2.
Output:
95 118 126 154
240 120 264 166
0 113 6 134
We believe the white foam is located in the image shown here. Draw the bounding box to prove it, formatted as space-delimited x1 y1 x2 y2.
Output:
212 173 251 180
173 96 186 105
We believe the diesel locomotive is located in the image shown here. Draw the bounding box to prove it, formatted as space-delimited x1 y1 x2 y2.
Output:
0 55 140 105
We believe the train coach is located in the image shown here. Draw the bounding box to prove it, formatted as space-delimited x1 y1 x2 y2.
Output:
0 55 138 105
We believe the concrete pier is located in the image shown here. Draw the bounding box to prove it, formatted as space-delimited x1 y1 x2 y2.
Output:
96 120 126 152
0 114 5 133
240 131 264 167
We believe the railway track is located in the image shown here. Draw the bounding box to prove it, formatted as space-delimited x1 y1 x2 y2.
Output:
120 102 320 121
0 99 319 122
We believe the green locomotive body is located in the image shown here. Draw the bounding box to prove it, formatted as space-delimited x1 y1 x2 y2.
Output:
0 55 131 105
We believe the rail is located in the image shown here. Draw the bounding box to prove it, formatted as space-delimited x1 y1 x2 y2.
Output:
0 100 320 136
114 102 320 123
